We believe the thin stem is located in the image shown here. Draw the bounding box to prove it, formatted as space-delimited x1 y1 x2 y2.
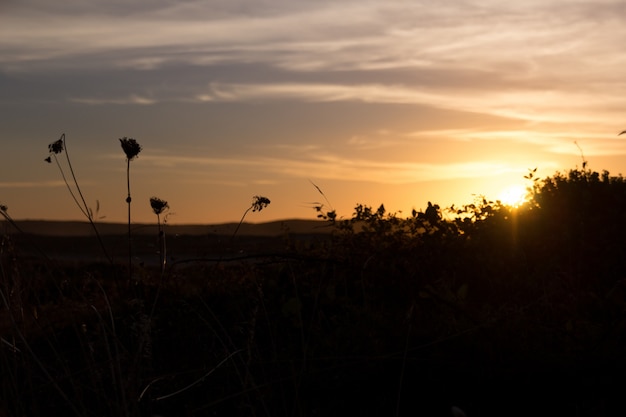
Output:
151 349 243 402
53 154 89 219
62 134 91 219
157 213 166 274
232 206 252 241
126 158 132 285
58 135 113 265
222 196 269 262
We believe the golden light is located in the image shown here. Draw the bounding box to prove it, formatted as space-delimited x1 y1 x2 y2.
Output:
497 184 528 207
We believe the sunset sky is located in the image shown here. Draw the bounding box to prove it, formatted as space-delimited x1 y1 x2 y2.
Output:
1 0 626 225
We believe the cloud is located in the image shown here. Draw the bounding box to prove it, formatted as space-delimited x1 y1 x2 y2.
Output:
69 94 157 105
269 154 529 184
2 0 625 127
124 149 533 185
191 81 626 125
449 128 626 155
3 1 625 75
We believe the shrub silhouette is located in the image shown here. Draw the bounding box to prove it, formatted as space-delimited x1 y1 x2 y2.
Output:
524 168 626 289
313 167 626 366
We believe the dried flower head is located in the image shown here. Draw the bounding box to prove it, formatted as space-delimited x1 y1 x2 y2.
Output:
119 137 142 160
0 203 7 212
149 197 169 215
48 137 64 154
251 195 271 212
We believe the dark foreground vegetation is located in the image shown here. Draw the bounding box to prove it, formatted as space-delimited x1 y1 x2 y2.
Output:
2 168 626 417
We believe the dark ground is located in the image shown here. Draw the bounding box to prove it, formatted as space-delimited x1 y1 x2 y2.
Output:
2 221 626 416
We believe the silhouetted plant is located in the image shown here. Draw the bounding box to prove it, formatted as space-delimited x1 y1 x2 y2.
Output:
44 133 113 264
251 195 271 212
120 136 142 284
421 201 441 224
526 167 626 287
149 196 169 273
0 204 48 258
232 195 271 239
574 141 588 169
150 196 168 216
0 204 15 230
309 180 337 223
119 136 142 161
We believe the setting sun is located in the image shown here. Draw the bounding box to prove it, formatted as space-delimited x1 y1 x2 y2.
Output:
498 184 528 207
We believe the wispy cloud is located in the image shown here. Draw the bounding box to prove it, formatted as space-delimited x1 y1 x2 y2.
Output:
123 150 535 185
451 129 626 156
53 78 626 127
2 0 625 125
191 82 626 125
4 1 625 79
70 95 156 105
270 154 532 184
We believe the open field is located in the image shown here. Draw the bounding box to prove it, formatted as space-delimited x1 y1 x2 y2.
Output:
4 219 332 265
5 219 332 237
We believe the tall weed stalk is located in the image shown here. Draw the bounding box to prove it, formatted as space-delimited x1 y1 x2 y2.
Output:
45 133 113 265
149 197 169 275
232 195 271 240
119 137 142 286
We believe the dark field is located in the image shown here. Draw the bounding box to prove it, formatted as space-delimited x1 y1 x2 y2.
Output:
10 230 325 265
3 170 626 417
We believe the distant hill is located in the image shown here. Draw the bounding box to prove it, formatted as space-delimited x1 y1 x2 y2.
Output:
1 219 334 237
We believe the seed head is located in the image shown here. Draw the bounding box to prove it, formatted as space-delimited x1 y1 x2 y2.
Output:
119 137 142 160
0 204 7 212
48 138 64 154
251 195 271 212
150 197 169 215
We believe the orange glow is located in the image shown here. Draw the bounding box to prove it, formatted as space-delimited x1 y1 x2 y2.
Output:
497 184 528 207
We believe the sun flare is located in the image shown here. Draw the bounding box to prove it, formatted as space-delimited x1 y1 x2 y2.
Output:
498 184 528 207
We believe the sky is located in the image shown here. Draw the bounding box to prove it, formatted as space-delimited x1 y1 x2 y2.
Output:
1 0 626 225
